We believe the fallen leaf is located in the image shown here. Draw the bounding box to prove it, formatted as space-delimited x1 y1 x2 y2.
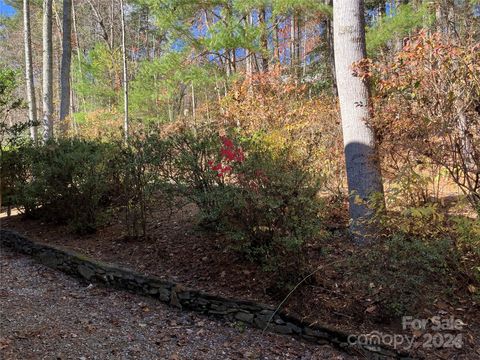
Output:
0 337 12 350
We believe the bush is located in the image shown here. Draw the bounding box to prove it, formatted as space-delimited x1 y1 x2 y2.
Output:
223 136 326 261
0 122 36 213
452 216 480 285
371 32 480 212
353 234 454 318
168 128 326 267
10 139 118 234
166 128 226 226
3 133 174 237
1 145 35 214
350 201 480 318
221 71 345 199
113 132 172 238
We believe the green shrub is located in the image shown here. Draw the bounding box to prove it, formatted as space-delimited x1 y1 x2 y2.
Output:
113 133 172 238
453 216 480 256
9 139 118 234
0 122 37 213
350 200 479 318
165 129 225 226
224 138 325 261
3 133 174 237
167 128 326 267
1 145 34 214
353 234 455 318
452 216 480 285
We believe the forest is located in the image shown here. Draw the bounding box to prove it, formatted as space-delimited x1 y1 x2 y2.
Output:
0 0 479 359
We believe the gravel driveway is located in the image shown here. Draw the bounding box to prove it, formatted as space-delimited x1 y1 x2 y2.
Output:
0 249 356 360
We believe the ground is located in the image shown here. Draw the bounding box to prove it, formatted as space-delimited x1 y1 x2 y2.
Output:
0 248 356 360
1 204 479 359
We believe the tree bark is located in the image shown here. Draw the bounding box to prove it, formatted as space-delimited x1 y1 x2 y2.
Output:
110 0 115 50
71 0 86 112
393 0 409 51
290 13 297 75
245 12 253 93
42 0 54 142
301 23 307 77
86 0 112 50
60 0 72 131
191 82 196 125
120 0 129 142
273 16 280 62
333 0 384 242
296 15 301 75
325 0 338 96
435 0 456 35
290 13 302 80
258 8 269 72
23 0 38 143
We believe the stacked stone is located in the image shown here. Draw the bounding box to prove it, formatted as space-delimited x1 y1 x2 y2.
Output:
0 229 408 360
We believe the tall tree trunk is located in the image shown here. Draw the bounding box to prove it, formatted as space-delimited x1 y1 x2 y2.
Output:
60 0 72 132
23 0 38 143
53 2 63 87
72 0 86 112
273 16 280 62
231 50 236 73
42 0 54 142
110 0 115 49
301 23 307 76
333 0 384 243
325 0 337 95
290 14 296 71
120 0 129 142
245 12 253 93
145 8 150 60
258 8 269 72
245 46 252 78
295 15 301 70
290 13 301 80
436 0 456 35
191 82 196 124
225 50 231 77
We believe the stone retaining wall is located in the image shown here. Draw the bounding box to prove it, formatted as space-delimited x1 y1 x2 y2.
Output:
0 229 410 359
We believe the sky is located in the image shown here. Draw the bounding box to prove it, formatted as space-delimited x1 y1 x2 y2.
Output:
0 0 15 17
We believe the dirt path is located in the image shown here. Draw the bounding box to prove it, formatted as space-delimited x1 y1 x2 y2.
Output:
0 249 356 360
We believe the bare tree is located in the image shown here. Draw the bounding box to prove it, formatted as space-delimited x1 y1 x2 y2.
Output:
23 0 37 143
86 0 113 51
42 0 54 142
333 0 384 242
120 0 129 142
60 0 72 131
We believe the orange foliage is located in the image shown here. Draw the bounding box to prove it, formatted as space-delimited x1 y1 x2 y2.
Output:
371 31 480 210
70 109 123 140
220 69 346 196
